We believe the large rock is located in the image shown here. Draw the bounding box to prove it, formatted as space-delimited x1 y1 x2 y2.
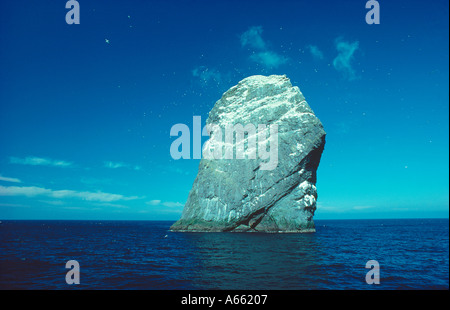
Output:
171 75 326 232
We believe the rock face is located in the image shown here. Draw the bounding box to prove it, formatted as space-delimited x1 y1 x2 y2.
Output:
170 75 326 232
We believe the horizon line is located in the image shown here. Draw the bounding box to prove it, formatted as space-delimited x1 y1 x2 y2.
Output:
0 217 448 222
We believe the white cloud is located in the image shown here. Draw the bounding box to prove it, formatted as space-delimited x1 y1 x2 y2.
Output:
63 206 89 210
250 51 288 68
38 200 65 206
104 161 141 171
352 205 374 210
104 161 127 169
9 157 141 171
240 26 266 50
0 185 49 197
192 66 222 84
240 26 289 69
10 156 72 167
316 205 345 213
316 203 376 214
307 45 324 60
0 185 140 202
0 175 21 183
146 200 161 206
146 200 183 208
333 38 360 80
0 203 28 208
93 202 130 209
161 201 183 208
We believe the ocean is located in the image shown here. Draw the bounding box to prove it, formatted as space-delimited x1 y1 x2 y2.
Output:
0 218 448 290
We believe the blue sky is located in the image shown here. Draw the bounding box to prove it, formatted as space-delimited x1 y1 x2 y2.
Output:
0 0 448 220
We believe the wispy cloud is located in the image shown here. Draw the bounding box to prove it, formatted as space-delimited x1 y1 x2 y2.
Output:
144 199 184 215
146 200 161 206
146 200 183 208
250 51 288 68
104 161 141 171
316 202 376 214
104 161 127 169
0 185 140 202
240 26 266 50
240 26 288 68
92 202 130 209
38 200 65 206
10 156 72 167
316 204 345 213
332 38 360 80
307 45 324 60
0 203 28 208
161 201 183 208
0 175 21 183
192 66 222 84
352 205 374 210
9 157 142 171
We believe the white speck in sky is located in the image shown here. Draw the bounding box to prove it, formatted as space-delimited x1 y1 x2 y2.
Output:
105 39 110 44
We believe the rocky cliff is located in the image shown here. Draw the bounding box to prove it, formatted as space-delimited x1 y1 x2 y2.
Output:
170 75 326 232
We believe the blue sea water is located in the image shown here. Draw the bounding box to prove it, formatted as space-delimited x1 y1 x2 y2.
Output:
0 219 448 290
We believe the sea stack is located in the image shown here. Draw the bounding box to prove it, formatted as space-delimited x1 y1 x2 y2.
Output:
171 75 326 232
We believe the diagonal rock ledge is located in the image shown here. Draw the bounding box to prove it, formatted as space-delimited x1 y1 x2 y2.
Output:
170 75 326 233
